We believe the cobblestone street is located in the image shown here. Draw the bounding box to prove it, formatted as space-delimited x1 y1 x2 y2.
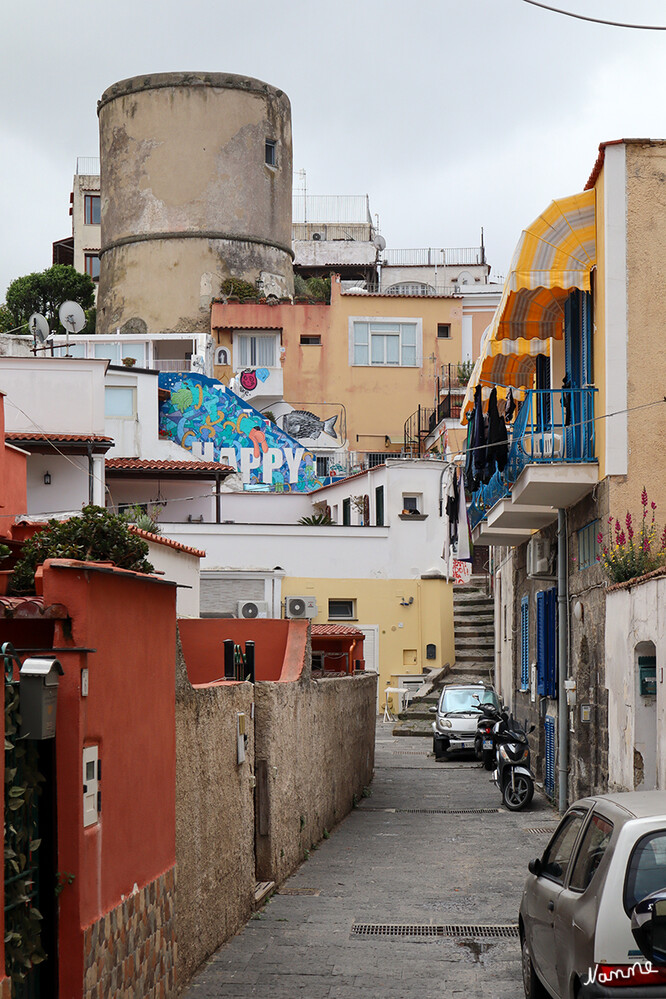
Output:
183 723 558 998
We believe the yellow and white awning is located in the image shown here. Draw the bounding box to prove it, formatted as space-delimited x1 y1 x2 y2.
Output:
459 189 596 421
461 336 550 420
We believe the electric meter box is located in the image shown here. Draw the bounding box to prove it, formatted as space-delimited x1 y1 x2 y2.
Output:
19 657 64 739
639 658 657 696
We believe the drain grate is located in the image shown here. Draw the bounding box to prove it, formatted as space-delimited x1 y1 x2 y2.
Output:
392 750 430 756
278 888 321 896
351 923 519 939
359 807 500 815
525 826 558 835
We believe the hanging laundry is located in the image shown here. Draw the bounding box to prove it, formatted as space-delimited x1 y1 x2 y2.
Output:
486 387 508 475
504 386 516 423
454 468 472 562
441 464 458 569
562 373 572 426
471 385 488 488
463 416 475 494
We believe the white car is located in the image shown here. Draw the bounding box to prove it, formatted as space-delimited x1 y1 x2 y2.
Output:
520 791 666 998
431 683 499 759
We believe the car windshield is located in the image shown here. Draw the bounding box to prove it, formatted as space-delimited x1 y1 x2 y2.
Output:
439 689 499 714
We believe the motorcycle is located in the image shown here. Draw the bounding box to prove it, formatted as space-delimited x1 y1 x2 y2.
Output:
492 713 535 811
474 702 503 771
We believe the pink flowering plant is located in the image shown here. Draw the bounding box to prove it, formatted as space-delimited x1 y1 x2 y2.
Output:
597 488 666 583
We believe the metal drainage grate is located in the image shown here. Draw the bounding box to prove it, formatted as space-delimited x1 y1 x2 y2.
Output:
525 827 558 835
351 923 519 939
278 888 321 896
392 750 430 756
359 807 500 815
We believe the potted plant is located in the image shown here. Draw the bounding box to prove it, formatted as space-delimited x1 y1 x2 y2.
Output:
122 356 137 367
0 542 12 595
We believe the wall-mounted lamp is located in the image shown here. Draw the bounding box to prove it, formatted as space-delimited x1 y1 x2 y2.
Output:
385 435 391 448
399 596 414 607
43 472 52 486
573 600 584 623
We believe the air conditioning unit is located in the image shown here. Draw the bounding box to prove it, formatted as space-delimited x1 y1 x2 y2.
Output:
237 600 269 619
527 538 552 577
285 596 318 619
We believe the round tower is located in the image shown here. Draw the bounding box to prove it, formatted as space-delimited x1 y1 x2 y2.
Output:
97 72 293 335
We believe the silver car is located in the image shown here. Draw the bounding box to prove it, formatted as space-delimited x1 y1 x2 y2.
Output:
520 791 666 998
431 683 500 759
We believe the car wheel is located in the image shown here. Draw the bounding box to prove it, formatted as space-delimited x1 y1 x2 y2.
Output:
503 774 534 811
433 737 448 760
521 936 547 999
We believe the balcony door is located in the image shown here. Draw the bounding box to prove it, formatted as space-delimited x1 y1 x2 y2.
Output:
563 291 593 459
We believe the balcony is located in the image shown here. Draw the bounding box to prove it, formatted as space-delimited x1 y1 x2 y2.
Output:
468 387 598 544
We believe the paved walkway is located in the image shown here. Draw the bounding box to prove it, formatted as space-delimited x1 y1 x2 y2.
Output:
182 723 559 998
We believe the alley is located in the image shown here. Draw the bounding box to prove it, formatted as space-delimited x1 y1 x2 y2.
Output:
182 724 558 999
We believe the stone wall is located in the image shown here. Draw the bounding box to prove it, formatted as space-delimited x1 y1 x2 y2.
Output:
175 638 256 987
82 868 175 999
254 668 377 883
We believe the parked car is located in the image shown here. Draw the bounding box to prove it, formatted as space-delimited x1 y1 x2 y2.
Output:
431 683 500 760
520 791 666 998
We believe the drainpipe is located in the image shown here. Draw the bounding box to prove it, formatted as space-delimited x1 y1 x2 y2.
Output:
215 470 221 524
87 443 94 505
557 508 569 813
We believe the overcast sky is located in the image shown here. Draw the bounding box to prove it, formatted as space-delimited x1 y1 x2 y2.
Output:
2 0 666 299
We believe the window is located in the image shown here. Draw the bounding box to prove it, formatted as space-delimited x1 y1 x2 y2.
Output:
402 494 422 514
105 386 136 418
569 813 614 892
350 318 421 367
536 587 557 698
328 599 355 620
84 194 101 225
520 596 529 690
94 342 146 366
625 832 666 914
437 324 451 339
300 335 321 346
540 810 587 884
84 253 100 281
578 520 600 569
265 140 277 167
342 498 351 526
235 333 276 368
316 456 330 478
375 486 384 526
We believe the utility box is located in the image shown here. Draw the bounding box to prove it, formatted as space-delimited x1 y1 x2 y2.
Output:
639 657 657 697
19 657 64 739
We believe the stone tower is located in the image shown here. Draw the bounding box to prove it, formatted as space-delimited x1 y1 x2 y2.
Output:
96 72 293 335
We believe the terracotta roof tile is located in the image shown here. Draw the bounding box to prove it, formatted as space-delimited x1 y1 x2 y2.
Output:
105 458 232 473
606 564 666 593
6 432 114 444
311 624 364 637
128 525 206 558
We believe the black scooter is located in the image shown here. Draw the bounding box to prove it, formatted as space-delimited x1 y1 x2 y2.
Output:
474 703 503 771
492 713 535 811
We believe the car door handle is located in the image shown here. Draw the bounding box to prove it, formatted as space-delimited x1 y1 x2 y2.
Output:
548 901 555 912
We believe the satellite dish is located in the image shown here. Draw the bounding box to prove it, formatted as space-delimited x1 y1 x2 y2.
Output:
373 235 387 251
58 301 86 334
28 313 50 342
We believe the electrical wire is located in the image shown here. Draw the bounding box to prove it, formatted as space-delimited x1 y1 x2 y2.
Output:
521 0 666 30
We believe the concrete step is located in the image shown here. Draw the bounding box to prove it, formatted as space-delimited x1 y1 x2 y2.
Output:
392 718 433 737
396 709 433 721
455 635 495 649
454 609 494 621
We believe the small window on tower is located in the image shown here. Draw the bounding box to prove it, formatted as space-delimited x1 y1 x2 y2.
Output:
265 140 277 167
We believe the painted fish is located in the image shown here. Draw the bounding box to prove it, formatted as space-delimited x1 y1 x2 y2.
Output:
282 410 338 440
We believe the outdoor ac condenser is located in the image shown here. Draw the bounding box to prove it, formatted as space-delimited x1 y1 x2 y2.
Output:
527 538 552 578
237 600 270 619
285 596 318 619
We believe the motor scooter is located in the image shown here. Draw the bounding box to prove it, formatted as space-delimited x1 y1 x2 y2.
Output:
474 702 503 770
491 713 535 810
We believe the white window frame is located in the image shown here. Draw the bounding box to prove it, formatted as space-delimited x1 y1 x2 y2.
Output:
328 598 356 621
348 316 422 368
105 385 137 419
232 331 279 370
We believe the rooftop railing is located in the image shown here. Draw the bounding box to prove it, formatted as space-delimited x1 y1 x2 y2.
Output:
76 157 100 176
383 247 486 267
292 195 372 225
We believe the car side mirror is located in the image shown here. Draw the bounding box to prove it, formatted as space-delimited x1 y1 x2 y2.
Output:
429 705 437 713
528 858 542 876
631 890 666 964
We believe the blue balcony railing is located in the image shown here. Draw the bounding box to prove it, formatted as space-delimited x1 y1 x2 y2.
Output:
467 387 597 529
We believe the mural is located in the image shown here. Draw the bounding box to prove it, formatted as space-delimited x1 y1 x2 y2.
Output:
158 373 320 492
281 410 338 441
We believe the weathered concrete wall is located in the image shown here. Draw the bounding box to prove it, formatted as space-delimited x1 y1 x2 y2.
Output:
254 668 377 883
175 637 255 987
97 72 293 336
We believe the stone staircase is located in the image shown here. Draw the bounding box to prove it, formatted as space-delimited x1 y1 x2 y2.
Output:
392 581 496 737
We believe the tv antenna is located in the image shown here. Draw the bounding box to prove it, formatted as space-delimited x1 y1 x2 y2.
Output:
58 301 86 357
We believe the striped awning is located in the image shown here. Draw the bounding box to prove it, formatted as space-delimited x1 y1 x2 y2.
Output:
495 189 596 341
461 335 550 419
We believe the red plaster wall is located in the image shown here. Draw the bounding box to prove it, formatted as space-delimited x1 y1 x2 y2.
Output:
312 635 365 672
0 395 27 539
41 560 177 999
178 618 308 683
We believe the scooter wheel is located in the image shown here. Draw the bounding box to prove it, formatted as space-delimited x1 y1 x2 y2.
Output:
502 774 534 811
483 750 494 771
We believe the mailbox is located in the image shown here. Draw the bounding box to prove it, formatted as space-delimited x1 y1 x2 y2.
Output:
19 657 64 739
639 656 657 697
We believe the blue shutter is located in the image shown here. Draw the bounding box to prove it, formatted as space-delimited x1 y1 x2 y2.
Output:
536 591 546 696
544 715 555 799
520 596 529 690
581 290 592 385
546 586 557 698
